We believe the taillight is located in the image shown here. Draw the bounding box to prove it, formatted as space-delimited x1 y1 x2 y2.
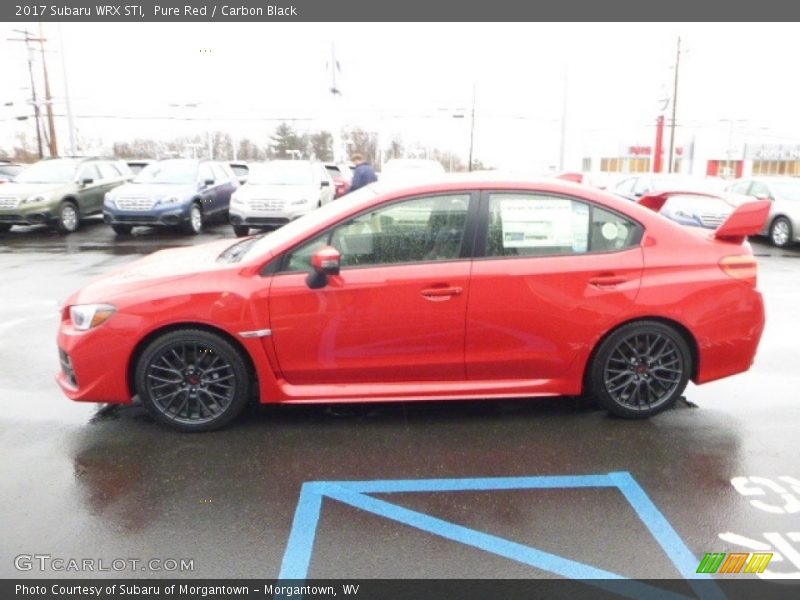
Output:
719 255 758 286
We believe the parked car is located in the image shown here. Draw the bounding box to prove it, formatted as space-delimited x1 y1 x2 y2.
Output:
726 176 800 247
0 157 131 234
639 191 745 229
324 162 353 198
56 177 769 431
0 161 24 183
611 174 727 202
125 159 154 176
229 160 334 237
229 161 249 186
380 158 446 182
104 158 239 235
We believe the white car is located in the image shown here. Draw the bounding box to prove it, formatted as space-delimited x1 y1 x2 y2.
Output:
229 160 334 237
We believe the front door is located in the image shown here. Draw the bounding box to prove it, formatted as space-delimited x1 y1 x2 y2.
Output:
268 192 476 385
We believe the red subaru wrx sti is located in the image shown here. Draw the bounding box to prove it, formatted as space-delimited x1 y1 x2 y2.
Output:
56 178 769 431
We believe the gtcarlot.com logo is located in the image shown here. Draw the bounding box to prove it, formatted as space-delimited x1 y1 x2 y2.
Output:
14 554 195 573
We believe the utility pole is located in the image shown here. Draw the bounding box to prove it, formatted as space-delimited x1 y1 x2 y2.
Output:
667 36 681 174
328 42 343 163
468 83 476 172
58 24 77 156
8 29 44 158
38 23 58 157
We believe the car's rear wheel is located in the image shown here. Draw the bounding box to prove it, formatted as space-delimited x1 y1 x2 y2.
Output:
770 216 793 248
589 321 691 419
181 202 203 235
56 201 80 234
112 224 133 236
135 329 250 432
233 224 249 237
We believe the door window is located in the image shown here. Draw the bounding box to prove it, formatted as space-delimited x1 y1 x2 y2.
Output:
211 163 229 182
76 164 100 182
728 180 751 194
198 163 215 183
282 194 471 272
485 193 640 257
749 181 771 198
97 163 121 180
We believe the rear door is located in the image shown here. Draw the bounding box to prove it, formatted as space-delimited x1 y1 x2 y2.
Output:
465 191 644 388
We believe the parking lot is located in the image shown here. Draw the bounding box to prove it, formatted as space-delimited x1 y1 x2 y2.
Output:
1 220 799 583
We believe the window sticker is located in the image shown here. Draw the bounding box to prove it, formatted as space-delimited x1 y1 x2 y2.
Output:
500 198 587 251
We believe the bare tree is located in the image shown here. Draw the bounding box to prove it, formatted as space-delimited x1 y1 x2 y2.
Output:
346 128 378 165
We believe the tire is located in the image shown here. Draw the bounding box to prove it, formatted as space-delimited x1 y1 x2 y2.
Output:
56 201 80 234
770 216 793 248
588 321 691 419
181 202 203 235
111 224 133 236
135 329 251 432
233 224 250 238
0 224 11 233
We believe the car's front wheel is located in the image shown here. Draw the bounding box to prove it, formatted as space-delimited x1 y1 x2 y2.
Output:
135 329 251 432
56 201 80 234
233 224 249 237
770 216 793 248
589 321 691 419
0 224 11 233
181 202 203 235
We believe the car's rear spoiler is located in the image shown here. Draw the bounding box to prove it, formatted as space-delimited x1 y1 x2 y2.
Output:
637 190 721 213
713 200 771 243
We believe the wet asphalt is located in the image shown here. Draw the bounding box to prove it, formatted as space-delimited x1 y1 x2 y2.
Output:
1 217 799 582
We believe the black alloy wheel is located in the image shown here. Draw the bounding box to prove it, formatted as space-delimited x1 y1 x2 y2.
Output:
590 321 691 418
135 329 250 431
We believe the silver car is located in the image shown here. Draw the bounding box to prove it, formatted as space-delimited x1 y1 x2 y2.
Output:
727 177 800 247
228 160 335 237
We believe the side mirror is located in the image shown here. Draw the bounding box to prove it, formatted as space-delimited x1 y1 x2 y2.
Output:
80 177 94 186
320 180 330 187
306 246 341 289
204 178 215 186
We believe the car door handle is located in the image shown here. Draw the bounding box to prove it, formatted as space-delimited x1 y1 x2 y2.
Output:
588 275 627 288
421 286 463 300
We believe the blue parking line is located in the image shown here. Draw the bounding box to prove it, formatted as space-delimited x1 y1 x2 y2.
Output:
278 471 724 600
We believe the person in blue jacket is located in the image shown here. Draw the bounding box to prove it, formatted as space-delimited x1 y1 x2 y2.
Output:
348 153 378 192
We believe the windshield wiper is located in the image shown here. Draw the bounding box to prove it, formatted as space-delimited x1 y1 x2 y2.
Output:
216 233 269 263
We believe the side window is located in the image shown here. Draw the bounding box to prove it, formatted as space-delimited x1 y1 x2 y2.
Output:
485 193 641 258
590 206 641 252
97 163 120 180
486 193 589 257
749 181 770 198
198 163 215 183
76 164 100 182
282 194 471 272
210 163 228 182
728 180 751 195
615 178 635 194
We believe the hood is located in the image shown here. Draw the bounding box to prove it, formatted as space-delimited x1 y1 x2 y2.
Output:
0 182 69 198
238 183 317 201
70 239 240 304
110 182 197 199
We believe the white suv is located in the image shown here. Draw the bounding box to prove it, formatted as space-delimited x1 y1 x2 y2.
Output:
229 160 334 237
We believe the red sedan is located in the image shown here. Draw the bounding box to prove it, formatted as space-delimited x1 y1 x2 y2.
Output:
56 178 770 431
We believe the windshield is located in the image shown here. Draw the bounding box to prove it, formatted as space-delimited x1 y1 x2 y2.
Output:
248 162 315 185
13 160 78 184
231 186 379 262
134 160 197 184
771 181 800 202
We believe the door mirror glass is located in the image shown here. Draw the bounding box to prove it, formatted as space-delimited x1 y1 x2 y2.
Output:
80 177 94 185
320 180 330 187
204 178 215 186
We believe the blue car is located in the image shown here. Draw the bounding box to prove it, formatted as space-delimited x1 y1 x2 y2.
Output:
103 159 238 235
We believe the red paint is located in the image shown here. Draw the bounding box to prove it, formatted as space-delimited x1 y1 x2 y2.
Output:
56 179 766 407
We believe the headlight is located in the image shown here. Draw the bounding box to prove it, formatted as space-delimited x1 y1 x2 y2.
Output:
21 195 47 205
290 198 308 206
69 304 117 331
231 194 244 205
158 196 181 205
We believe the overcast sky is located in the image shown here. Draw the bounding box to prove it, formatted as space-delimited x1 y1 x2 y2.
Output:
1 22 799 169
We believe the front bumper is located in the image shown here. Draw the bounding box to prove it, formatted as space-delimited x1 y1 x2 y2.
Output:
0 208 58 226
229 206 310 228
104 203 192 227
